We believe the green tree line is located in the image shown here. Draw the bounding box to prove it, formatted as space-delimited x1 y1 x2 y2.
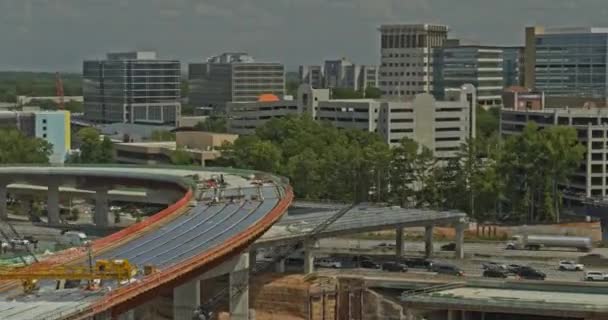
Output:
217 115 584 224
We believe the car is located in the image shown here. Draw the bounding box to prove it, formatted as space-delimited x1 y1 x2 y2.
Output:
482 262 507 271
381 262 408 272
315 258 342 269
401 257 433 270
483 268 509 278
506 264 525 274
516 267 546 280
559 260 584 271
360 260 381 269
440 243 456 251
374 243 396 251
578 254 608 266
431 262 464 276
584 271 607 281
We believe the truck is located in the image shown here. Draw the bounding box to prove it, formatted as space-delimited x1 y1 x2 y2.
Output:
58 231 89 246
506 235 592 252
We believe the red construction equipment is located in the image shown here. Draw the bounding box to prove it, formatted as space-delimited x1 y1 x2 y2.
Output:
55 72 65 110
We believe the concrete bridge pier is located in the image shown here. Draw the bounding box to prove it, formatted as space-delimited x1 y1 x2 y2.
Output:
424 225 434 258
93 188 110 227
601 218 608 242
304 241 315 274
274 258 286 273
229 253 250 320
173 278 201 320
0 182 6 220
47 182 60 225
455 222 466 259
396 227 404 257
116 309 135 320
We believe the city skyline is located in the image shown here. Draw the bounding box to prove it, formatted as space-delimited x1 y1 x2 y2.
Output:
2 0 608 71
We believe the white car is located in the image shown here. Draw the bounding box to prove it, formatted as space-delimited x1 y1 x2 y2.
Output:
585 271 607 281
559 260 584 271
315 258 342 268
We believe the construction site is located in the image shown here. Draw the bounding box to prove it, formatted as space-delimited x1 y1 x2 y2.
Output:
0 165 605 320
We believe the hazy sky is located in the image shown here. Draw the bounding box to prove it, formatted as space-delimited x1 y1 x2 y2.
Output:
1 0 608 72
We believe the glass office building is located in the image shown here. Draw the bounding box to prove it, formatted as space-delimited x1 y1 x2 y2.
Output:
527 27 608 101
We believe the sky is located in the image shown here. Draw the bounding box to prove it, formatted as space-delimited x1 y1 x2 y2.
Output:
1 0 608 72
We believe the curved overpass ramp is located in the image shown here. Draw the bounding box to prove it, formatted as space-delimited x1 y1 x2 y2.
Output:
0 166 293 320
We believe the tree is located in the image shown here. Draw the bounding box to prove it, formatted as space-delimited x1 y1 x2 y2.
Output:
70 127 114 164
150 130 175 141
0 128 51 164
364 87 382 99
194 116 227 133
332 88 364 99
170 148 194 165
286 80 300 97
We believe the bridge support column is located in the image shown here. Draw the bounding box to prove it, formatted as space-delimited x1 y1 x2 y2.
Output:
446 310 457 320
173 279 201 320
93 310 111 320
601 219 608 242
455 222 466 259
274 258 286 273
249 249 257 269
396 227 404 257
229 253 250 320
0 183 6 220
424 225 434 258
304 241 315 274
47 182 60 225
94 189 109 227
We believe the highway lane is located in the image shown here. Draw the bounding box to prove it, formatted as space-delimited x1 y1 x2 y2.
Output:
314 238 608 282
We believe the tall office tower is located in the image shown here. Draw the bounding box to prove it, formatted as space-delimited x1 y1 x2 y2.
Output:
434 41 504 107
299 65 324 89
188 52 285 112
358 65 379 92
324 58 354 89
83 51 181 125
378 24 448 98
502 46 525 88
525 26 608 107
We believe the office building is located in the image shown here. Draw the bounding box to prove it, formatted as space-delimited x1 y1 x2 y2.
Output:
502 47 525 87
379 24 449 98
378 84 476 159
114 131 237 166
226 85 330 134
525 26 608 107
316 99 381 132
83 51 181 125
502 87 545 110
299 65 324 89
299 60 379 92
188 53 285 111
501 107 608 201
434 42 504 107
0 111 70 163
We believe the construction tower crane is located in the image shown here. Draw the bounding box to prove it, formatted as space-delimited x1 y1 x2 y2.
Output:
55 72 65 110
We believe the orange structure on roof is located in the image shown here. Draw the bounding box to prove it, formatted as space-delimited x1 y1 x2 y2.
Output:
258 94 280 102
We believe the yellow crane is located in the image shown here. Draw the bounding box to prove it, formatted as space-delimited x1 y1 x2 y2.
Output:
0 259 138 293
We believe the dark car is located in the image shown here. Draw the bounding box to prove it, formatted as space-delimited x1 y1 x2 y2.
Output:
401 257 433 270
431 262 464 276
483 268 508 278
482 262 507 271
360 260 381 269
506 264 525 274
382 261 408 272
441 243 456 251
517 267 546 280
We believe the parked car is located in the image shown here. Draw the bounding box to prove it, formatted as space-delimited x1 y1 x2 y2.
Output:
401 257 433 270
517 267 546 280
440 243 456 251
558 260 584 271
360 260 381 269
579 254 608 267
431 262 464 276
584 271 607 281
483 268 509 278
374 242 396 251
482 262 507 271
315 258 342 269
381 261 408 272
